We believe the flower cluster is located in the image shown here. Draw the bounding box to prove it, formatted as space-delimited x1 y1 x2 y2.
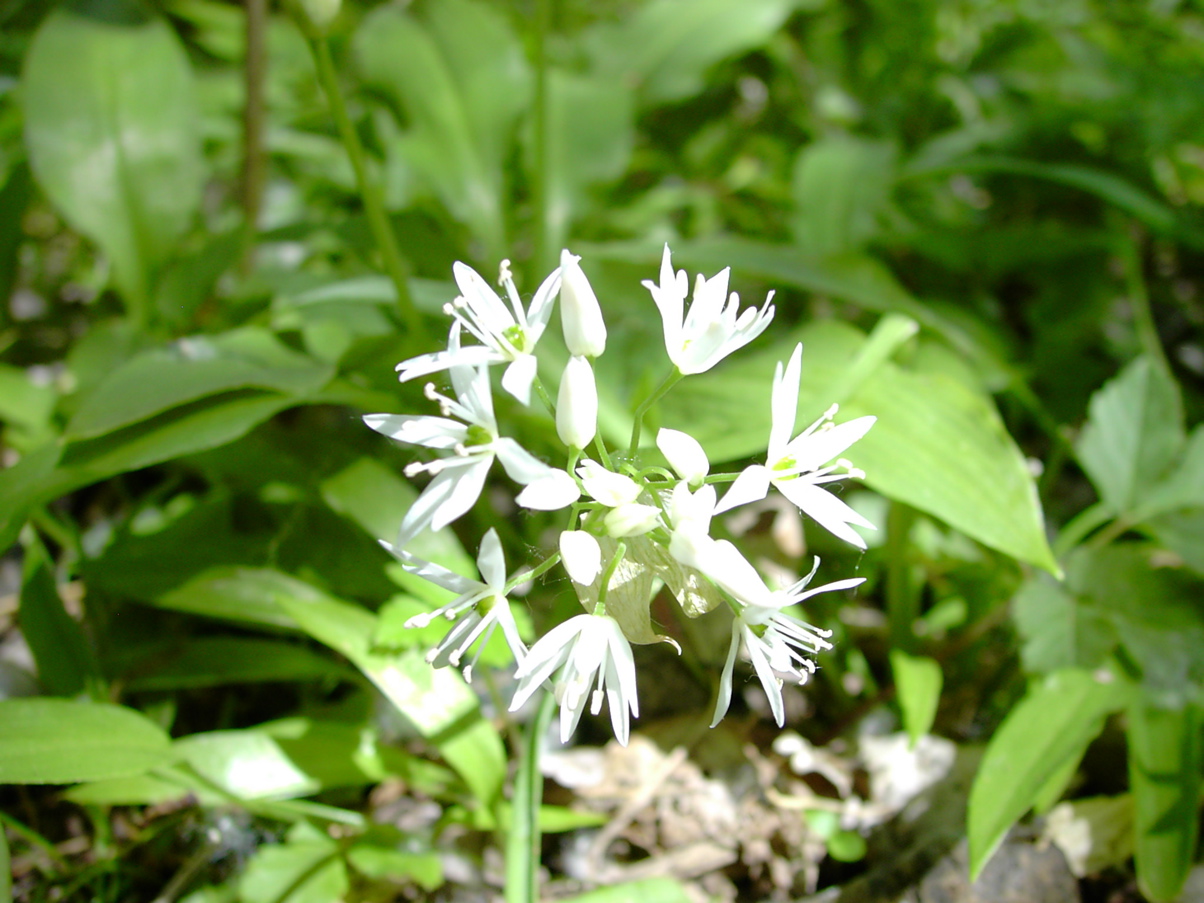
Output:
367 246 875 745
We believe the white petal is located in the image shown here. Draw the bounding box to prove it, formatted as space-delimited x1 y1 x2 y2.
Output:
501 354 538 406
577 460 642 507
383 544 482 596
775 480 874 549
560 530 602 585
476 528 506 591
515 468 580 511
602 503 662 537
785 415 876 472
744 625 786 727
453 261 513 336
769 344 803 460
526 265 563 332
363 414 467 449
493 437 553 485
556 356 598 449
656 428 710 485
395 344 500 383
713 465 771 514
710 618 742 728
428 458 492 532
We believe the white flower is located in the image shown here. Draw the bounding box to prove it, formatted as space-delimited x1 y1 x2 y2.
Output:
656 427 710 488
712 560 863 727
394 259 560 406
577 460 661 538
382 528 526 680
642 244 776 375
715 343 876 548
556 355 598 449
509 613 639 745
365 354 579 543
560 250 607 358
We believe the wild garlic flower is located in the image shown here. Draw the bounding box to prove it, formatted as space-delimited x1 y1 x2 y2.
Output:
383 528 526 680
560 250 607 358
394 260 560 406
556 355 598 449
716 343 876 548
712 560 864 727
509 613 638 746
643 244 776 375
365 349 578 544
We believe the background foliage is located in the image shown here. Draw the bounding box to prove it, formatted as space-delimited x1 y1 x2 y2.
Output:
1 0 1202 900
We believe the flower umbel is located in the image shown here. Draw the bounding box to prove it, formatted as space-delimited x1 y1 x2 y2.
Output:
509 613 639 746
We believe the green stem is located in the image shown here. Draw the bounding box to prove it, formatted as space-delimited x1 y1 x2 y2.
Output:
297 10 420 334
885 501 918 653
1053 501 1114 558
239 0 268 273
508 552 562 593
505 689 555 903
591 435 613 470
628 368 683 458
530 0 552 275
1120 225 1171 374
594 540 626 613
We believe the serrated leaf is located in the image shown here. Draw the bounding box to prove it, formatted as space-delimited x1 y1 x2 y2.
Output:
1137 425 1204 520
22 0 202 312
1077 356 1184 516
1012 573 1117 675
967 669 1130 880
0 699 173 784
1127 701 1202 903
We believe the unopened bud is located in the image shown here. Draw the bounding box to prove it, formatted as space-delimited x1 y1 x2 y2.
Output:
559 250 606 357
556 356 597 449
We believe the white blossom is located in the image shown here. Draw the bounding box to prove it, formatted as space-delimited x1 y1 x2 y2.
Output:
365 352 578 543
394 260 560 406
716 343 876 548
382 528 526 680
560 530 602 585
509 613 639 746
712 559 863 727
656 427 710 488
643 244 775 375
560 250 607 358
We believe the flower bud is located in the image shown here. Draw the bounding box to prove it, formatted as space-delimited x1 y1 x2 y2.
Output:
556 356 597 449
577 460 642 507
603 503 662 538
560 250 607 357
560 530 602 585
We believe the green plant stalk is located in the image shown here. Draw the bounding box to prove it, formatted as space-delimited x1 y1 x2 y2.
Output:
505 689 555 903
628 368 683 458
239 0 268 273
1119 224 1171 375
530 0 552 276
297 13 420 335
885 501 918 652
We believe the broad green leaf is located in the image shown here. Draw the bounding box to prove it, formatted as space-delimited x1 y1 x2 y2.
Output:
586 0 796 104
792 136 897 256
1143 508 1204 577
346 844 442 890
66 767 215 806
239 828 347 903
22 0 203 312
18 535 99 697
0 444 62 553
1137 425 1204 520
967 669 1131 880
566 878 693 903
890 650 943 746
1127 701 1202 903
0 363 57 452
275 589 506 806
66 327 333 440
123 637 347 690
1077 356 1184 516
177 730 320 800
154 566 319 629
0 699 173 784
355 0 529 258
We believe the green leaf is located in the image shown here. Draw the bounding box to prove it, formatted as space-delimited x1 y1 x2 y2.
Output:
967 669 1131 880
22 0 203 313
0 818 10 903
355 0 529 258
1137 425 1204 520
239 827 347 903
0 363 58 453
346 844 442 890
1143 508 1204 577
792 136 897 256
177 730 322 800
1077 356 1184 517
1012 573 1117 675
0 699 173 784
66 328 333 440
274 589 507 807
18 535 99 697
890 650 943 746
565 878 694 903
586 0 796 104
1127 701 1202 903
154 567 326 629
122 637 347 690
